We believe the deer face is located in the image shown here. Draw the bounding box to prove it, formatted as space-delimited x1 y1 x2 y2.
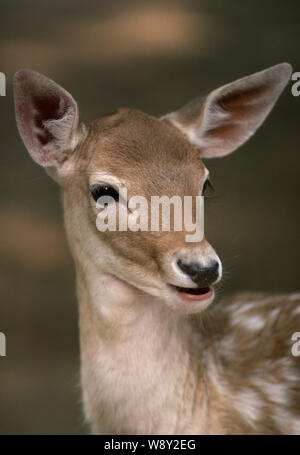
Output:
67 108 221 313
14 64 291 313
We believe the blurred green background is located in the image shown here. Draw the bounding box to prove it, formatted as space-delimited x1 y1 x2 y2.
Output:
0 0 299 434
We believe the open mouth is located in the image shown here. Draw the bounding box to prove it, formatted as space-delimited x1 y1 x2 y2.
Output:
169 285 213 302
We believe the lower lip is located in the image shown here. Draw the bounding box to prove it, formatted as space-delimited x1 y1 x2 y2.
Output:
175 286 213 302
167 285 215 313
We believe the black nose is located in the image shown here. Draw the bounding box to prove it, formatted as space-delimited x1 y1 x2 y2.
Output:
176 259 219 287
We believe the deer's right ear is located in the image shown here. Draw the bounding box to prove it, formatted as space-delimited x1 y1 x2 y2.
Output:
161 63 292 158
13 69 85 181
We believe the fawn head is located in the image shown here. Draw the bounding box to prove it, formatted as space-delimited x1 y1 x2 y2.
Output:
14 63 291 313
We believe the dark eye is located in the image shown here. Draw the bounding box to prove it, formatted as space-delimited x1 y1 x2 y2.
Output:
90 184 119 203
202 178 215 197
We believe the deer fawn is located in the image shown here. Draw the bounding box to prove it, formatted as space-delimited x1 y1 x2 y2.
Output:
14 63 300 434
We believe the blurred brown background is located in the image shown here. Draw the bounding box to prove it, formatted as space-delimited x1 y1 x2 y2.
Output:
0 0 299 434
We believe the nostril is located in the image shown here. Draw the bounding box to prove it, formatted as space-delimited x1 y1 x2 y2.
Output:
211 260 219 273
177 259 201 277
201 261 219 286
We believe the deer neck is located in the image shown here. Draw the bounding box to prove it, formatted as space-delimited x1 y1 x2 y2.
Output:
74 255 207 434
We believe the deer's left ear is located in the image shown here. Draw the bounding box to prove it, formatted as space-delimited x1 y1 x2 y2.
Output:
161 63 292 158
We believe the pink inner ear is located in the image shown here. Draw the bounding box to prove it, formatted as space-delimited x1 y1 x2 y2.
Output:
218 85 270 123
204 85 272 143
32 93 65 146
205 124 238 141
219 85 268 110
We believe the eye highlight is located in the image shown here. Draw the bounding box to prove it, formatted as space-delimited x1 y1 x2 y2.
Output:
202 178 215 197
90 184 119 203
